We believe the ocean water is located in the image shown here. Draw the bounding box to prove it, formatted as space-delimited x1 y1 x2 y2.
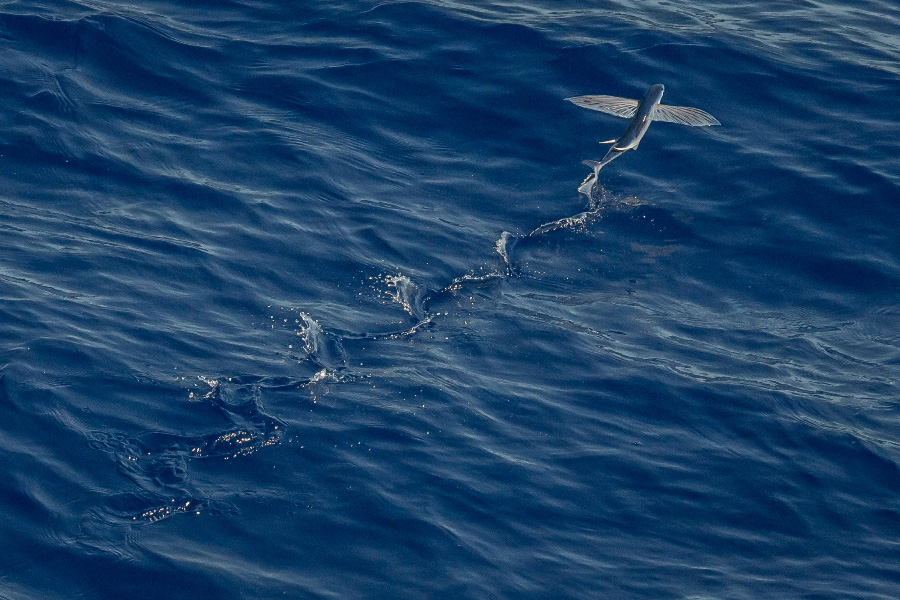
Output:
1 1 899 598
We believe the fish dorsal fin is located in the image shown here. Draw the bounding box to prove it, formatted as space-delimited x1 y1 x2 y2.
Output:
566 95 638 118
651 104 721 126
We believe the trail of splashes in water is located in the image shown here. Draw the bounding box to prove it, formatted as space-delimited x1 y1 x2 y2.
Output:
495 231 514 267
298 311 346 371
440 181 617 295
299 311 323 357
529 211 597 236
385 274 426 321
528 172 613 236
204 171 639 391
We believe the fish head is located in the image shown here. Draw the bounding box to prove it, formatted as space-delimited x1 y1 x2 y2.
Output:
643 84 665 106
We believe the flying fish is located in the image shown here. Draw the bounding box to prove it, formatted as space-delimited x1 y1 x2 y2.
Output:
567 84 720 172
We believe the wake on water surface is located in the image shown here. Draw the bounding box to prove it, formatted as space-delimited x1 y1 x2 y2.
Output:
97 166 659 526
209 168 647 391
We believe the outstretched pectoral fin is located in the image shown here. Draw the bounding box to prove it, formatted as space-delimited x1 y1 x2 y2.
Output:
652 104 721 126
566 95 639 118
599 139 618 144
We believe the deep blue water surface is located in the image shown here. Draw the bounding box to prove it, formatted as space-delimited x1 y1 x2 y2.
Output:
1 1 899 598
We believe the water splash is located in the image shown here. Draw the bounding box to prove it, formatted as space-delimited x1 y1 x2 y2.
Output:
528 211 596 236
299 312 323 356
495 231 514 266
385 274 426 321
298 312 347 372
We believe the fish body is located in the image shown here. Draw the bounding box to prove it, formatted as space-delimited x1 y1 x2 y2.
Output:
567 84 719 171
611 83 666 151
